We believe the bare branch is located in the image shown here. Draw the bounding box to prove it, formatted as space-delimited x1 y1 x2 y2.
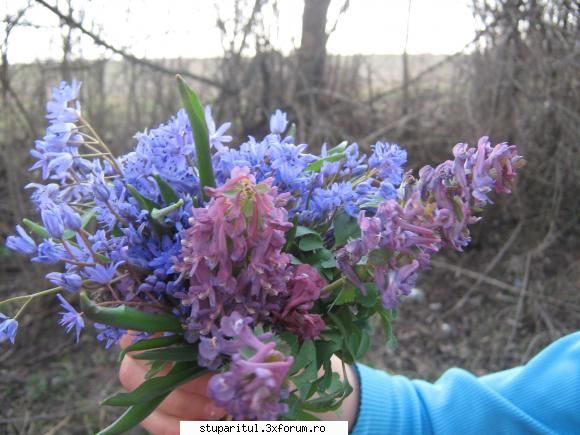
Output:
33 0 230 92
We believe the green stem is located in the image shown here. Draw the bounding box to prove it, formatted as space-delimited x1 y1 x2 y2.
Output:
0 286 62 307
320 277 347 295
79 116 124 175
14 297 34 320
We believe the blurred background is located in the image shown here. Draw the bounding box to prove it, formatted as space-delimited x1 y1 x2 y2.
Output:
0 0 578 433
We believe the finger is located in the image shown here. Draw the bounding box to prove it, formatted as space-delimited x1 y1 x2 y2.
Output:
119 356 226 419
141 410 181 435
157 386 225 420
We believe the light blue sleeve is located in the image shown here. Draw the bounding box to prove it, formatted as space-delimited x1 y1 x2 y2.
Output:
351 332 580 435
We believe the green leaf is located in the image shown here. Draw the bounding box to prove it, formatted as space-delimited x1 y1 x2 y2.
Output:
153 174 180 204
150 199 184 221
333 211 361 248
22 218 49 238
102 362 206 406
327 141 348 155
145 360 168 380
316 337 342 365
306 152 345 172
368 248 392 266
80 292 182 333
333 284 356 306
298 234 324 251
132 345 198 362
295 226 319 238
126 184 160 212
293 409 322 421
355 329 371 359
97 393 168 435
176 75 215 200
289 340 316 375
358 283 379 308
118 335 183 361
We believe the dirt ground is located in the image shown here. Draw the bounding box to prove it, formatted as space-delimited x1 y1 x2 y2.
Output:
1 213 579 434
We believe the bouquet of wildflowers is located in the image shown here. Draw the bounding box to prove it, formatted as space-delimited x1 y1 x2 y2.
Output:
1 76 524 433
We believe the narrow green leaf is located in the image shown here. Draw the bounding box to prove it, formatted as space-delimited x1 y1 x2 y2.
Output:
153 174 180 204
145 360 168 380
176 75 215 200
22 218 49 238
132 345 198 362
97 393 168 435
80 292 182 333
355 329 371 359
306 152 345 172
126 184 159 212
289 340 316 375
327 141 348 155
102 362 206 406
118 335 183 361
151 199 184 221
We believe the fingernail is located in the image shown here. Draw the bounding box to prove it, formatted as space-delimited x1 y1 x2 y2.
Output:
204 404 223 420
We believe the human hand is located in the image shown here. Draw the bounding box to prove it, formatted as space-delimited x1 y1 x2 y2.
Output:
118 335 360 434
118 334 226 435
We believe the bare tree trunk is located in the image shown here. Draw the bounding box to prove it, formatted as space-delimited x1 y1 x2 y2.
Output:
298 0 331 91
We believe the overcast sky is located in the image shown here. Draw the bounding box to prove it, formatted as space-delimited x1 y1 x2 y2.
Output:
3 0 477 63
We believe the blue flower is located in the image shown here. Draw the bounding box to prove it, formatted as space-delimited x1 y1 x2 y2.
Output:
368 141 407 185
0 313 18 344
46 80 82 122
379 180 397 200
94 323 126 349
41 206 65 239
60 204 82 231
84 262 122 284
6 225 37 255
32 240 66 264
269 109 288 135
56 294 85 343
205 106 232 152
46 272 82 293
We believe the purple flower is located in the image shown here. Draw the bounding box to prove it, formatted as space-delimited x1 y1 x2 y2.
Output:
56 294 85 343
0 313 18 344
6 225 37 255
337 138 524 310
175 167 293 340
46 272 82 293
207 315 293 420
381 260 419 309
277 265 326 340
269 110 288 135
41 206 65 239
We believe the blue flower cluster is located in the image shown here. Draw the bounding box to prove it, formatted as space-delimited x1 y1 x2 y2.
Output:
3 81 408 350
